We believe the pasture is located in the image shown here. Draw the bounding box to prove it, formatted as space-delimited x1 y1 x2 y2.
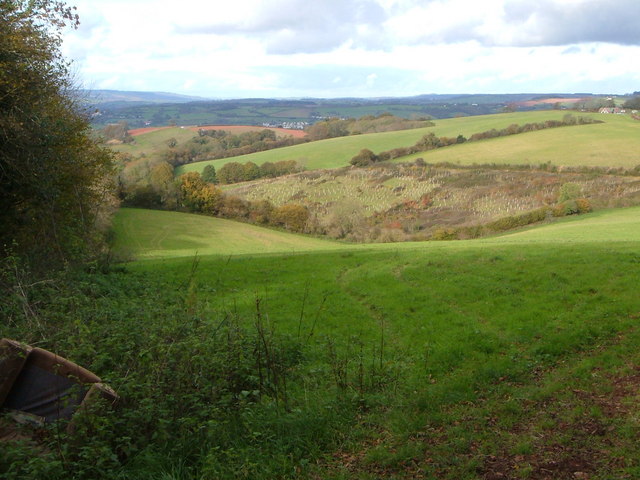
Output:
111 206 640 478
113 208 344 257
177 111 601 174
390 113 640 168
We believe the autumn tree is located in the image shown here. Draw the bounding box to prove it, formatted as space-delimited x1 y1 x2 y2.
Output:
0 0 116 268
272 204 309 232
178 172 222 215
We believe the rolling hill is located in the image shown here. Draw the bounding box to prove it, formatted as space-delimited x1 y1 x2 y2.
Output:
175 111 639 175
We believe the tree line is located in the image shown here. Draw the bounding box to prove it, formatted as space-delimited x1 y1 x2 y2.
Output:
161 128 305 166
305 113 434 141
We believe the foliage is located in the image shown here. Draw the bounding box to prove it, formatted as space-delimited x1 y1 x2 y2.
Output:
217 159 301 184
350 148 378 167
623 96 640 110
558 182 582 202
178 172 222 214
101 122 133 144
0 0 116 269
271 204 310 232
201 164 218 184
305 114 433 141
160 129 305 167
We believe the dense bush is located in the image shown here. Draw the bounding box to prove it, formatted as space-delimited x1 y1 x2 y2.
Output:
217 159 301 184
0 267 351 480
0 0 116 269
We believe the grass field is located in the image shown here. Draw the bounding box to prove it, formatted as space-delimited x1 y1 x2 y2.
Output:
177 111 608 175
113 208 345 257
391 113 640 168
115 205 640 258
110 206 640 478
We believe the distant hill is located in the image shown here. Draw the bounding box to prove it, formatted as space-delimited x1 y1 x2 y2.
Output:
83 89 210 108
90 92 615 128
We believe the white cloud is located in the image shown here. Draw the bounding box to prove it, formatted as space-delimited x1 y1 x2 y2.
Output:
61 0 640 97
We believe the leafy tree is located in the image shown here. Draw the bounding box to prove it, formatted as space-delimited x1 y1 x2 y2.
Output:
350 148 378 167
201 165 218 184
217 162 245 184
102 121 133 143
0 0 116 268
623 96 640 109
178 172 222 214
243 161 261 181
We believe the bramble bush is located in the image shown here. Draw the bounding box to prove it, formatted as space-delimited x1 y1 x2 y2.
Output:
0 264 356 480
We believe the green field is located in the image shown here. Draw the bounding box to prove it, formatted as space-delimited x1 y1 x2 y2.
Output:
8 109 640 480
391 113 640 168
173 112 640 177
116 206 640 260
177 111 606 174
113 208 345 257
105 206 640 478
111 127 197 157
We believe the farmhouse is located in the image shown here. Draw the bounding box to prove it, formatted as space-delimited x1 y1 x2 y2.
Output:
598 107 626 114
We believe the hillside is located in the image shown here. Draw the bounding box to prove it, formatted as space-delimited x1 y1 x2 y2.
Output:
113 208 343 257
39 205 635 479
177 111 639 175
91 92 606 128
115 206 640 259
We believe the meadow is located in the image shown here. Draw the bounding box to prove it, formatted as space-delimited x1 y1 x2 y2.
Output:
108 205 640 479
176 111 608 174
6 109 640 480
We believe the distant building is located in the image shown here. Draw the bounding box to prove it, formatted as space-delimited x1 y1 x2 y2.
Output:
599 107 626 114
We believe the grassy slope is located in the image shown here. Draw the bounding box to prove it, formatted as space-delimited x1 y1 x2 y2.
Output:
391 113 640 168
113 208 345 258
177 111 601 175
115 206 640 260
118 207 640 478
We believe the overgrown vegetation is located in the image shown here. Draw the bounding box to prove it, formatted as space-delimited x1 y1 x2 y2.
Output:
161 128 306 166
226 161 640 241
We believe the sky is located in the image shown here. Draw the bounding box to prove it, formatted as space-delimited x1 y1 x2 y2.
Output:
61 0 640 99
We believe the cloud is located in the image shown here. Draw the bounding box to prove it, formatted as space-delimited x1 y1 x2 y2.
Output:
499 0 640 46
174 0 388 53
61 0 640 97
380 0 640 49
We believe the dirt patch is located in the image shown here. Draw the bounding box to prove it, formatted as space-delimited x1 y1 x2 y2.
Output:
128 126 174 136
480 366 640 480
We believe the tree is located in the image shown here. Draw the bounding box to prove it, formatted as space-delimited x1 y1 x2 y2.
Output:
272 204 309 232
350 148 378 167
623 96 640 109
201 165 218 184
178 172 222 214
0 1 116 268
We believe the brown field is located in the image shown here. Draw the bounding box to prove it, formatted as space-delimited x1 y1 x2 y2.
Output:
128 125 307 138
128 126 174 136
188 125 308 138
517 97 587 107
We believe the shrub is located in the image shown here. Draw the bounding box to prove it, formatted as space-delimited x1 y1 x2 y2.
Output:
272 204 310 232
558 182 582 202
431 228 458 240
575 198 592 214
350 148 378 167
